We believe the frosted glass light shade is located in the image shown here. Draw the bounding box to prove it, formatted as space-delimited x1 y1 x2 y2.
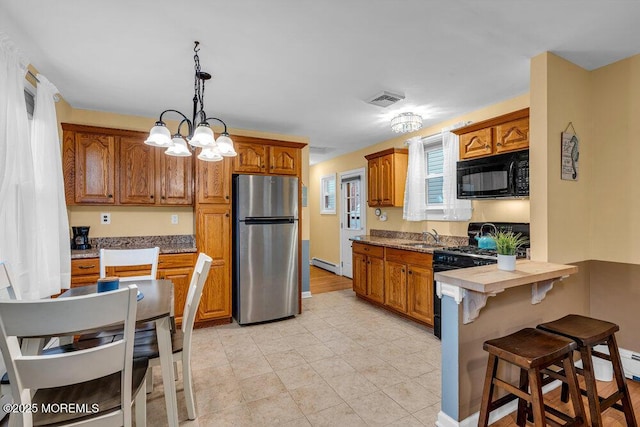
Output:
188 123 215 147
391 112 423 133
197 147 223 162
216 133 237 157
165 137 192 157
145 123 172 147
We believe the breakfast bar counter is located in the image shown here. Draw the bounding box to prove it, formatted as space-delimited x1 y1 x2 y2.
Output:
435 260 578 324
435 259 586 426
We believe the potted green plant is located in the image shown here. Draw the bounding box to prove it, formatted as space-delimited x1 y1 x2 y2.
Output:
492 231 529 271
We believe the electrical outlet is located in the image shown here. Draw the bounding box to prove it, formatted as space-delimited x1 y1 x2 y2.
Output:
171 214 179 225
101 213 111 225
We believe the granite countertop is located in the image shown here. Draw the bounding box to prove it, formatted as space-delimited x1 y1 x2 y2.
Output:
71 235 197 259
350 230 468 254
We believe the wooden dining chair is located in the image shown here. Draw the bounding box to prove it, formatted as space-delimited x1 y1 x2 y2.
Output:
122 252 212 420
0 285 148 426
100 247 160 282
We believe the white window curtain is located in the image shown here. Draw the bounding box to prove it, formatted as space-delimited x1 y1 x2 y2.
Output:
0 34 69 299
403 136 428 221
31 74 70 296
442 123 472 221
0 34 39 299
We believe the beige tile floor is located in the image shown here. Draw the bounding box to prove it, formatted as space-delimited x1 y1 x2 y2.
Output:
145 289 442 426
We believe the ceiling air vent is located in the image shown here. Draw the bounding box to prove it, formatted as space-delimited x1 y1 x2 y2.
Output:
367 91 405 108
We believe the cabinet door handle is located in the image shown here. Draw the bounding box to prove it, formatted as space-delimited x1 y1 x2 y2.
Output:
150 195 154 199
225 195 229 199
408 270 413 275
78 265 95 269
401 269 405 273
108 194 113 198
270 165 274 169
496 143 503 147
367 261 371 265
261 164 265 169
161 196 165 200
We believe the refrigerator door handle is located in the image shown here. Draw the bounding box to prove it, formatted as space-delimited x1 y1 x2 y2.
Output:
244 217 295 225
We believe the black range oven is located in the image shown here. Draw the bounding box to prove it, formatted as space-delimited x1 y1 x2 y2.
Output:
432 222 530 339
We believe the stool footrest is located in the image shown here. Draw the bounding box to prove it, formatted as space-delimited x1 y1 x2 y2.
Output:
493 378 530 401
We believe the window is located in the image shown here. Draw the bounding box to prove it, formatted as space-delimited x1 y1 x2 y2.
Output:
342 176 361 229
320 174 336 214
423 135 444 209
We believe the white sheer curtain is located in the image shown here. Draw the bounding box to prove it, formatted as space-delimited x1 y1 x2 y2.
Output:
442 123 472 221
403 136 428 221
31 74 70 295
0 34 39 299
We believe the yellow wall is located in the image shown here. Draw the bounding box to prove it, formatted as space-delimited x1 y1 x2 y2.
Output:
56 104 309 239
530 52 592 264
309 95 530 265
530 51 640 265
590 55 640 263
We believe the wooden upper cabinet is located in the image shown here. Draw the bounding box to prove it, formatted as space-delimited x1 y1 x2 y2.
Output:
495 117 529 154
74 132 116 204
62 123 193 206
232 136 304 176
270 146 298 175
459 128 493 160
196 156 231 204
157 152 193 205
365 148 408 207
455 108 530 160
119 136 155 204
234 142 267 173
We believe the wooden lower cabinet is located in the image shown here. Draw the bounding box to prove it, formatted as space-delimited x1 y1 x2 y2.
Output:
70 258 100 287
157 253 197 325
352 242 384 304
70 252 197 325
384 260 408 312
352 244 434 327
196 205 232 322
406 264 434 324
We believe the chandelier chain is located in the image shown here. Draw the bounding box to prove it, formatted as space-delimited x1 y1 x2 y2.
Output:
193 43 205 123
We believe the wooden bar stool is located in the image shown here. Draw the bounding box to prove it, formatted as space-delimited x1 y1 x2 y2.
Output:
479 328 586 427
537 314 638 427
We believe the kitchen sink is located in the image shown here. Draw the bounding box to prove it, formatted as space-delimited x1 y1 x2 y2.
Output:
403 242 440 249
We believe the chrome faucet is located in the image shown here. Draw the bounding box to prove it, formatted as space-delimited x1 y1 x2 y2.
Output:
423 229 440 244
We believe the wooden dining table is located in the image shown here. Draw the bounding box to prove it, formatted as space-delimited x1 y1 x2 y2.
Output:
60 280 180 427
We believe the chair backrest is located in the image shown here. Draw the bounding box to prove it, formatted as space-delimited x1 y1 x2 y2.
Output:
182 253 212 338
100 247 160 282
0 285 138 426
0 262 20 300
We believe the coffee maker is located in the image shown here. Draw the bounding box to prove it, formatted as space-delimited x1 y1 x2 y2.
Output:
71 226 91 250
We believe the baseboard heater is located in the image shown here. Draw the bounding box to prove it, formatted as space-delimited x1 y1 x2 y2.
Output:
310 257 339 274
620 348 640 381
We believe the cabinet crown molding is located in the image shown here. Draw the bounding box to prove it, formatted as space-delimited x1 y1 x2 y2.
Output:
451 108 529 135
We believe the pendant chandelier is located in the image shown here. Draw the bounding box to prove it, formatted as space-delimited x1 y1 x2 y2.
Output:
391 112 423 133
144 41 236 162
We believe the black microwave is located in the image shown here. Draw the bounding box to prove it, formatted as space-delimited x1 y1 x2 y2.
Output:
456 150 529 199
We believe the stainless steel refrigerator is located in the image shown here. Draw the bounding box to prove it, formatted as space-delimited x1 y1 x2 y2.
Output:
232 174 299 325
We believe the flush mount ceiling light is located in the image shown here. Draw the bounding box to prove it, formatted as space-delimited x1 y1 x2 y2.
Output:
391 112 423 133
145 41 236 161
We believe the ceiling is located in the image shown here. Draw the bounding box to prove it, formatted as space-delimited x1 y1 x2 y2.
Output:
2 1 640 165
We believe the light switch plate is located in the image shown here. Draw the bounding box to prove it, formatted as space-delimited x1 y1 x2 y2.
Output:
101 213 111 225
